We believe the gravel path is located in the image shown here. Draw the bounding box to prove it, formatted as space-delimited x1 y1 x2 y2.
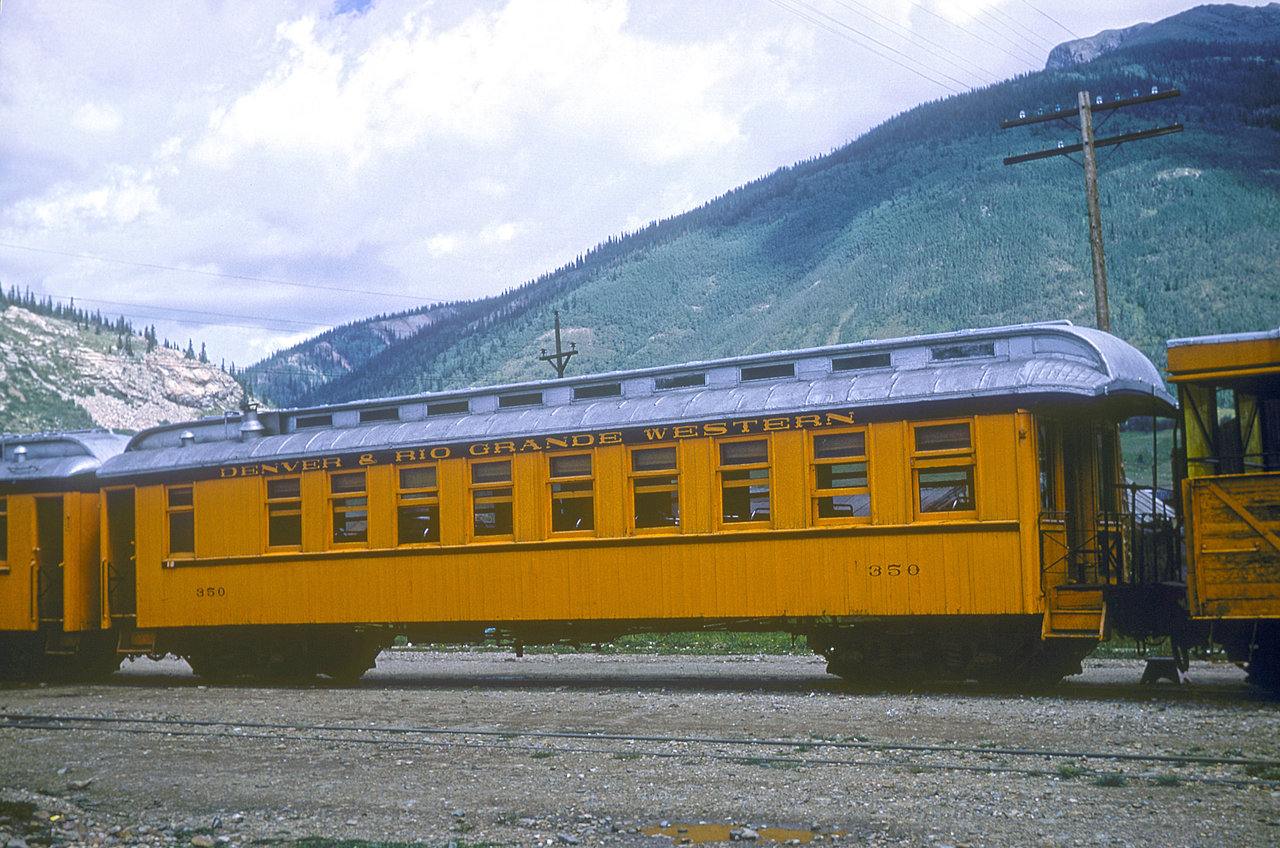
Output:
1 652 1277 848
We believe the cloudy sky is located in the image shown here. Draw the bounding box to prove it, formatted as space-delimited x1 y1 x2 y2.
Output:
0 0 1265 366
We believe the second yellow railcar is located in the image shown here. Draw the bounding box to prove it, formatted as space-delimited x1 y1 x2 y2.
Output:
1167 327 1280 686
93 322 1173 683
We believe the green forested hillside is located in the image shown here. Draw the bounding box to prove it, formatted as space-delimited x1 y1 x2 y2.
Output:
248 8 1280 407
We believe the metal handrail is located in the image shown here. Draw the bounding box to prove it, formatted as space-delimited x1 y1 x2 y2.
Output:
1039 482 1180 586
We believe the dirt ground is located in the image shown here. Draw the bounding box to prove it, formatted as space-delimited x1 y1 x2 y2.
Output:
1 652 1277 848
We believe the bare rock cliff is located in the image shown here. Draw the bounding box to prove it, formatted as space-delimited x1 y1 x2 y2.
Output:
1 306 244 433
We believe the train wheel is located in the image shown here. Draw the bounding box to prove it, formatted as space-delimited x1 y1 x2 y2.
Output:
185 648 240 682
317 637 384 684
809 618 1087 689
52 634 122 682
0 635 43 680
976 638 1093 688
183 627 386 684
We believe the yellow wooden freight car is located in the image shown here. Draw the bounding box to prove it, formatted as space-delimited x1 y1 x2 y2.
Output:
1167 327 1280 687
97 322 1173 683
0 431 129 677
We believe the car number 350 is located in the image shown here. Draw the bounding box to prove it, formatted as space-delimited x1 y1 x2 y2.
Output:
867 564 920 577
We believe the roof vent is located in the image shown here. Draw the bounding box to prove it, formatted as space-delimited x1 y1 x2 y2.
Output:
180 431 196 448
240 403 266 442
13 445 27 463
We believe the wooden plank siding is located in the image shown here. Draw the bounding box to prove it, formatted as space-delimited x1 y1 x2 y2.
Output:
131 413 1042 630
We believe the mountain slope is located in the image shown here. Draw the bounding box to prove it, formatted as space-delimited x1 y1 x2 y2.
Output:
0 305 245 433
252 3 1280 407
1046 2 1280 68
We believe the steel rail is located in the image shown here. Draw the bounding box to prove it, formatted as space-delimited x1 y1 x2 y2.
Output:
3 711 1277 774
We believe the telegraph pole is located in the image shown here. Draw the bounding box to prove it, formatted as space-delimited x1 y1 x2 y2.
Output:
539 310 577 378
1001 88 1182 333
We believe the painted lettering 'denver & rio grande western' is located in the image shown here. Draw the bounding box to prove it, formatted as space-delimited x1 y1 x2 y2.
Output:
217 411 857 479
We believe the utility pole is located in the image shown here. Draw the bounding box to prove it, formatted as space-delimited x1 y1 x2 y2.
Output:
1001 87 1182 333
539 310 577 378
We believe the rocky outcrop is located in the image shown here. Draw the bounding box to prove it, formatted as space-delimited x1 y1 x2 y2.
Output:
0 306 245 433
1046 3 1280 70
1045 23 1153 70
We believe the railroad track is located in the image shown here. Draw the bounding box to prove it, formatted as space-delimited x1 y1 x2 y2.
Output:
4 711 1277 788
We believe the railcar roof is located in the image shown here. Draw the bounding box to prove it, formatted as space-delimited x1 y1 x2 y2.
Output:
99 322 1175 480
1167 326 1280 348
0 429 131 487
1166 326 1280 382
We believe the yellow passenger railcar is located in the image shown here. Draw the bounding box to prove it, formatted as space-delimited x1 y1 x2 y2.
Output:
1167 328 1280 687
96 322 1173 683
0 431 129 677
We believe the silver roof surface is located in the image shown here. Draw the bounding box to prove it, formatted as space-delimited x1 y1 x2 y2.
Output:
0 430 131 488
99 322 1175 480
1167 326 1280 348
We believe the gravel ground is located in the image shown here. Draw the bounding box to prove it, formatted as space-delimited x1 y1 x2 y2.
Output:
1 652 1277 848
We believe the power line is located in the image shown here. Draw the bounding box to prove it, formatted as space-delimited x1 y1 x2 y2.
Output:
1001 88 1184 333
31 291 328 332
829 0 1002 86
767 0 972 93
0 240 441 304
901 1 1046 68
982 4 1058 51
1017 0 1080 39
952 6 1047 65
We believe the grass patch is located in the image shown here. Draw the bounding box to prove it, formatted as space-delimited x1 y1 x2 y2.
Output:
1245 764 1280 781
1154 774 1182 787
1093 774 1128 788
612 751 640 761
612 631 809 654
530 750 555 759
390 631 809 656
286 840 498 848
1057 763 1086 779
738 757 803 770
0 802 37 823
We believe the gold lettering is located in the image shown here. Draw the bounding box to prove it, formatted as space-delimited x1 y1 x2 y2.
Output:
430 447 451 460
546 437 568 449
395 449 418 463
732 420 759 433
599 431 622 445
825 411 856 426
358 454 376 466
302 459 321 471
643 428 668 441
793 415 822 429
521 439 544 452
240 465 260 476
282 461 300 472
570 434 595 447
322 457 342 469
469 443 490 456
673 425 697 438
259 463 278 475
493 441 517 454
703 422 728 436
763 417 790 431
219 466 238 478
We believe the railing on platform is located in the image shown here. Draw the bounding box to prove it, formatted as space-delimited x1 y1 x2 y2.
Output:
1039 483 1181 587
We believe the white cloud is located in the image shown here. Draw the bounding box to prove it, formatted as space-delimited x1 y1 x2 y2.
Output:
427 234 459 257
14 168 162 231
0 0 1270 366
72 102 124 134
